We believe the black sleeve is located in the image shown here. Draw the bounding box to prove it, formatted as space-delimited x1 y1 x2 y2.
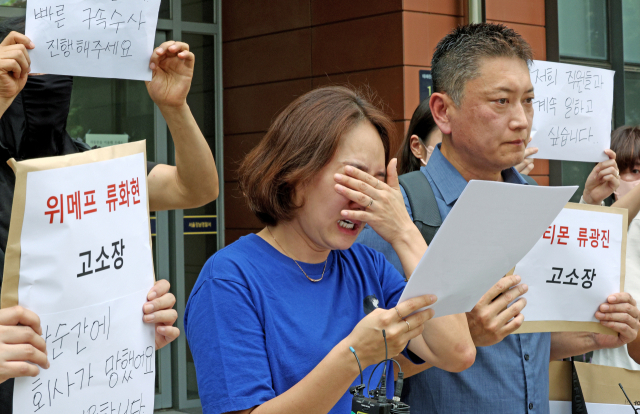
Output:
147 161 158 174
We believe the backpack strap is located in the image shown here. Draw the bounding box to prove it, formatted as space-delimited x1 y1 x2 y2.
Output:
398 171 442 245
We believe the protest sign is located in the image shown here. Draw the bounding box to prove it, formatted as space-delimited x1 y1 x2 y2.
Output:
529 60 615 162
514 203 626 335
548 361 640 414
26 0 162 81
399 181 576 318
1 141 156 413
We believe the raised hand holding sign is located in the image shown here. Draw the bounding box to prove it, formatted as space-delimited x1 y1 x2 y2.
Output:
26 0 161 81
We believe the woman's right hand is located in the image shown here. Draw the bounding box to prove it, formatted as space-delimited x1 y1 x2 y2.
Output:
345 294 437 367
0 306 49 384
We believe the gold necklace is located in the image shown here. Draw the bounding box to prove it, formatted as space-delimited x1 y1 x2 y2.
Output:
266 226 327 282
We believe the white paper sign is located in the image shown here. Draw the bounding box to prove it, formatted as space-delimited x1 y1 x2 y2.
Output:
26 0 162 81
529 60 615 162
13 290 155 414
398 181 577 318
514 207 623 323
13 151 155 413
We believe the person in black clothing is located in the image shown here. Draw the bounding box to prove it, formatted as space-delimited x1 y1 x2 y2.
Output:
0 23 219 412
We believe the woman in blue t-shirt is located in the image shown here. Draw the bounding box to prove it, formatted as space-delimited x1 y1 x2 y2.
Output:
184 86 476 414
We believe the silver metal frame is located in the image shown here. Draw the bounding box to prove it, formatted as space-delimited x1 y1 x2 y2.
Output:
153 30 173 409
165 0 224 410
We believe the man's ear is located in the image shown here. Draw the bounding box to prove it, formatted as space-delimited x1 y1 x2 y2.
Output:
429 92 454 135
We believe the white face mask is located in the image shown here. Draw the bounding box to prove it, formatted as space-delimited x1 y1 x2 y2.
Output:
614 178 640 200
420 144 434 166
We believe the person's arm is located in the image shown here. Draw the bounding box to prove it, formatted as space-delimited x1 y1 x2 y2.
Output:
236 295 436 414
0 306 49 384
612 183 640 222
582 149 619 205
189 273 435 414
629 335 640 364
145 41 219 212
549 292 639 361
0 32 33 118
334 159 476 373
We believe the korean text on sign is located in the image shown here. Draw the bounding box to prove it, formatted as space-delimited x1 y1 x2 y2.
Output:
514 206 624 324
528 60 615 163
26 0 162 81
13 148 156 413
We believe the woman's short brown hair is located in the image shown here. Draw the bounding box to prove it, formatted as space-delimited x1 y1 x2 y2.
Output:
239 86 394 226
611 125 640 173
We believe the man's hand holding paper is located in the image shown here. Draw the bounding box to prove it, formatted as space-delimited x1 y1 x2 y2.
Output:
466 275 528 347
582 149 621 205
593 292 639 349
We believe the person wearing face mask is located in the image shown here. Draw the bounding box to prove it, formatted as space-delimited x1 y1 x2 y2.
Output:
590 125 640 368
397 99 442 175
0 25 217 412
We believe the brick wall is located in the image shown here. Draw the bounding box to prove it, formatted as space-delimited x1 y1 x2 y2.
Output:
222 0 549 245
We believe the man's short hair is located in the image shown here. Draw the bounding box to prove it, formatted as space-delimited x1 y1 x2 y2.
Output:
238 86 393 226
432 23 533 106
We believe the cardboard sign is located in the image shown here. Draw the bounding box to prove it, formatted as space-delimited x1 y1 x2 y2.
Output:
26 0 162 81
529 60 615 162
514 203 626 335
549 361 640 413
1 141 156 413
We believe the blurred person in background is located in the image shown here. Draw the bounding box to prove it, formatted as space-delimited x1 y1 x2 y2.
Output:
590 125 640 367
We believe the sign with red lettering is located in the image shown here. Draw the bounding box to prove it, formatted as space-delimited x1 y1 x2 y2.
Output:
514 203 627 334
1 141 155 413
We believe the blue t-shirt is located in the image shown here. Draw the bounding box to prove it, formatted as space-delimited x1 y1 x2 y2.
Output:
184 233 413 414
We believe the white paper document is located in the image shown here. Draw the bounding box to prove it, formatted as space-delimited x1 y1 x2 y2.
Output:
398 181 577 318
13 151 156 413
529 60 615 162
26 0 162 81
514 207 624 324
13 289 156 414
549 401 638 414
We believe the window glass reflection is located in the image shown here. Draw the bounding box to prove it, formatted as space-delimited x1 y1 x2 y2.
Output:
558 0 608 60
159 0 171 20
624 72 640 125
182 0 213 23
623 0 640 64
66 78 156 161
0 0 26 7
